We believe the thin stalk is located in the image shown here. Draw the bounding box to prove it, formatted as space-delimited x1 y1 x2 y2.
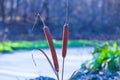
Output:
32 13 46 31
32 13 39 31
57 72 60 80
61 58 65 80
37 48 57 76
38 13 46 27
65 0 69 24
32 53 37 67
32 48 58 79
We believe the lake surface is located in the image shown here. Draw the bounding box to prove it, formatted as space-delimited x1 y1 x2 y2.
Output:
0 47 93 80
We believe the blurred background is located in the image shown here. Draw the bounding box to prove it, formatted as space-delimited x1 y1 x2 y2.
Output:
0 0 120 41
0 0 120 80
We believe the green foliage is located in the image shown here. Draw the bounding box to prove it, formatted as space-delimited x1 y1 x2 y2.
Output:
82 43 120 72
0 40 102 53
0 41 49 52
0 40 119 53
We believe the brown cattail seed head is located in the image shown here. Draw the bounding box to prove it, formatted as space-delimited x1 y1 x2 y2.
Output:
43 26 59 72
62 24 69 58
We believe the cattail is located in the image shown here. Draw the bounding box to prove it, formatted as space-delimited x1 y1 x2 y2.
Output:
61 1 69 79
61 23 69 80
32 13 59 80
62 24 69 58
43 26 59 72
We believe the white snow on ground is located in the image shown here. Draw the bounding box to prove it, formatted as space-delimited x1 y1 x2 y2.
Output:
0 47 93 80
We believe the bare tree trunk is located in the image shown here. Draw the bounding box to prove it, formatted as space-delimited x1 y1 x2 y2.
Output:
10 0 14 21
0 0 5 23
23 0 28 22
15 0 20 20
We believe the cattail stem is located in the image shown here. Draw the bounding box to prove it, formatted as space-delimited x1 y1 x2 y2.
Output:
66 0 69 24
57 72 60 80
61 58 65 80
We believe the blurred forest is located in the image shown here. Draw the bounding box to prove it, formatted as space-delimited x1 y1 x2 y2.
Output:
0 0 120 41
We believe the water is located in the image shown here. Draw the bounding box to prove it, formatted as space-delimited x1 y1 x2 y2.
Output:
0 47 93 80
